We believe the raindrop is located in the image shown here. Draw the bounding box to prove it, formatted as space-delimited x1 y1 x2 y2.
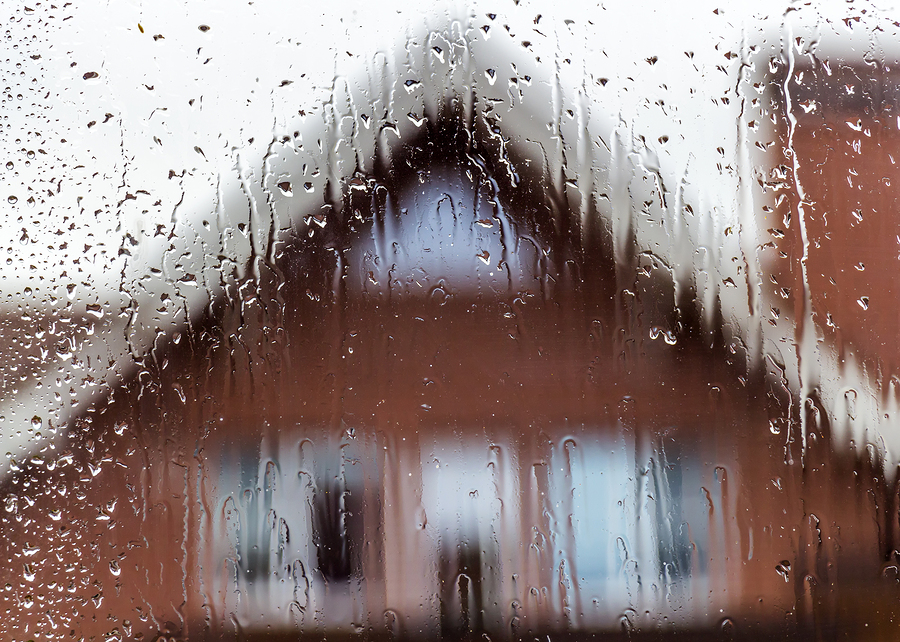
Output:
775 560 791 582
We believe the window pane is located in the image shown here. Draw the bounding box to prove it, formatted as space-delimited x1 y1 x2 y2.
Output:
2 2 899 640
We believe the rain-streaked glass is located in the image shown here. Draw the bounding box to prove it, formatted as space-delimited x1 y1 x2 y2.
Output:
2 2 900 640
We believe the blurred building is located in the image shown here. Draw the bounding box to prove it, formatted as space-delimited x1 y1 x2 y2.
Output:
2 6 900 642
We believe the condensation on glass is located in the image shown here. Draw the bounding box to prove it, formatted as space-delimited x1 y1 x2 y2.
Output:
1 2 900 641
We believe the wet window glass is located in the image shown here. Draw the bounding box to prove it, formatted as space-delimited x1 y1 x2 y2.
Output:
3 2 900 640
